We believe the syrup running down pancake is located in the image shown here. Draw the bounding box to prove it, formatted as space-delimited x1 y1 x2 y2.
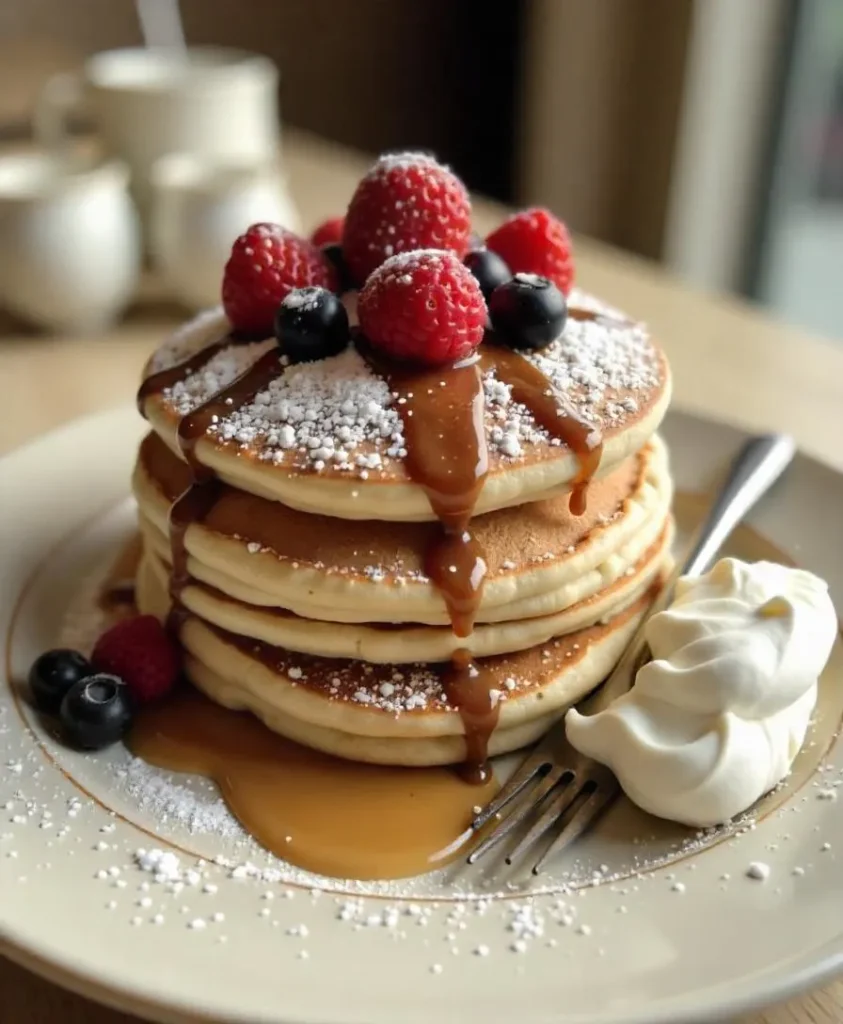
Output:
133 429 672 625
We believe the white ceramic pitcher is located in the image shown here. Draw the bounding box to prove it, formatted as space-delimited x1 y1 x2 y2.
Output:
34 47 280 228
0 153 141 333
150 152 301 311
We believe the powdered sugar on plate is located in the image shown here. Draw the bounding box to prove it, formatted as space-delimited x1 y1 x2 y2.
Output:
115 757 244 839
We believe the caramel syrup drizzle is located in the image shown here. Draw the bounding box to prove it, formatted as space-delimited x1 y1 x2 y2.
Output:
479 340 603 516
137 335 281 631
364 317 604 782
137 335 235 415
370 352 496 782
139 311 606 783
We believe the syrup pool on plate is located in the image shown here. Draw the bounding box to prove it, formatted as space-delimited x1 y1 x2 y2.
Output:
100 536 498 882
129 687 496 881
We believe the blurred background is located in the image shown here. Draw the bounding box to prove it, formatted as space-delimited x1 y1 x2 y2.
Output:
0 0 841 339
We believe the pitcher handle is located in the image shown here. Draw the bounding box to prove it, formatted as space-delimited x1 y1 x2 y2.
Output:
34 71 86 157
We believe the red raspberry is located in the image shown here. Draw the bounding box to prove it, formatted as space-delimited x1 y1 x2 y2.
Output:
91 616 180 706
358 249 486 365
343 153 472 285
310 216 345 248
485 208 574 295
222 223 337 336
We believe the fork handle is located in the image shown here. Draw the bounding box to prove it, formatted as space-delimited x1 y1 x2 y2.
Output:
590 432 796 710
680 432 795 579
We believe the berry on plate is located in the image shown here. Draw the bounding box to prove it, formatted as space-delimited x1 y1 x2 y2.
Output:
91 615 180 706
60 674 132 750
275 286 350 364
28 648 92 715
343 153 472 285
222 223 337 336
489 273 567 350
486 208 574 296
464 247 511 300
358 249 486 365
310 216 345 248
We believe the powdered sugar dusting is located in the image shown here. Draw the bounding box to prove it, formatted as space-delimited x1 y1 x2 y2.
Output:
525 288 659 427
281 288 323 313
302 661 452 714
163 339 276 416
149 308 229 374
148 288 663 477
513 272 546 287
371 248 453 277
482 289 657 459
208 346 405 473
239 639 457 714
116 757 244 838
366 151 448 177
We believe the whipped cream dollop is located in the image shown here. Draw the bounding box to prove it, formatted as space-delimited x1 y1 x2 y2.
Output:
566 558 837 827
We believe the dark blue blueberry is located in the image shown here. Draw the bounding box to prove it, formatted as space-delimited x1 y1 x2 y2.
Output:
464 248 511 300
29 648 92 715
488 273 567 350
275 287 350 364
60 674 133 750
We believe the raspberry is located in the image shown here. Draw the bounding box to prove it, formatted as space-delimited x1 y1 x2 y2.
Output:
343 153 472 285
310 216 345 248
91 615 180 705
485 208 574 295
358 249 486 366
222 223 337 336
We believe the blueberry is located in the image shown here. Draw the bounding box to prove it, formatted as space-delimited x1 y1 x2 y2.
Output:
321 243 354 294
488 273 567 350
29 648 92 715
275 287 350 364
464 248 511 300
60 674 133 750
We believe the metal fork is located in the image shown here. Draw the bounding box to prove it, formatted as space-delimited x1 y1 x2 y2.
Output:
468 432 796 874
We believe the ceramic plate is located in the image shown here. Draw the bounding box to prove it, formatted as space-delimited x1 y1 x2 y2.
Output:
2 406 843 1024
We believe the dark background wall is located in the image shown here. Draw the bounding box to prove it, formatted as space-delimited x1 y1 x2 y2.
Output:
0 0 522 200
0 0 698 262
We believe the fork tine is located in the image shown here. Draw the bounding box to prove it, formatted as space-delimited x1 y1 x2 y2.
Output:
467 767 566 864
504 774 580 866
532 771 621 875
470 745 555 831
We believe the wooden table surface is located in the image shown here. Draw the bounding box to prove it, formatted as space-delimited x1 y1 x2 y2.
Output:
2 129 843 1024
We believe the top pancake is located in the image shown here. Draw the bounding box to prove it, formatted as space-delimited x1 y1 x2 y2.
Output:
139 289 671 521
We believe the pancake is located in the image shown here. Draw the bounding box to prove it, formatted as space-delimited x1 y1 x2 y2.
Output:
133 430 672 624
135 558 653 764
140 518 672 661
187 657 563 766
139 288 670 521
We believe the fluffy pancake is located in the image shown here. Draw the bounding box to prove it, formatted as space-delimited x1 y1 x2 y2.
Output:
140 517 671 661
139 289 670 521
186 657 564 766
136 551 653 764
134 430 672 624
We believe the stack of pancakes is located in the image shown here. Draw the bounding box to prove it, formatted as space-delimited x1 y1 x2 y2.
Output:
133 290 673 767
